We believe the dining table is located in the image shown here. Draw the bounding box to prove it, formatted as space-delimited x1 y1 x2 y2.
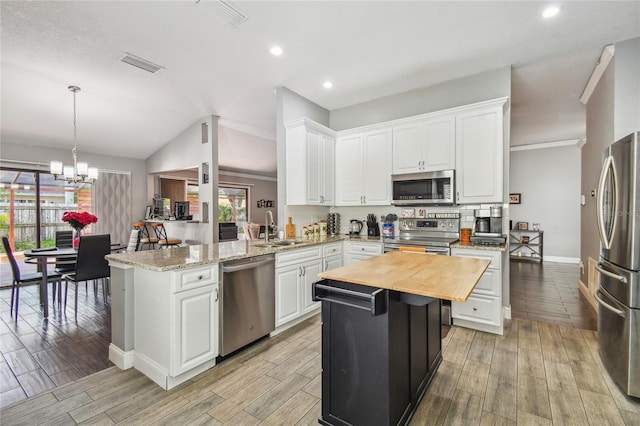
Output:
23 247 77 319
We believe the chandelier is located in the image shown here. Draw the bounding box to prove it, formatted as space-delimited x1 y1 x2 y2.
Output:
50 86 98 184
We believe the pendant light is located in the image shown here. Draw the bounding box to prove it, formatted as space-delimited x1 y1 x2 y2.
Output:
50 86 98 183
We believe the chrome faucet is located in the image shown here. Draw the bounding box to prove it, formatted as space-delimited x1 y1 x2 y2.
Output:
265 210 274 242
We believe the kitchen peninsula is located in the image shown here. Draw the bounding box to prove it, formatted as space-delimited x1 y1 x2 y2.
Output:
106 240 489 408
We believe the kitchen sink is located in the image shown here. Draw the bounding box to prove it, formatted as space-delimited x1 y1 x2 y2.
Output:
254 240 308 248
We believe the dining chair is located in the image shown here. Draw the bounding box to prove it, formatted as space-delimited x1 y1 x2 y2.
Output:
133 222 157 250
61 234 111 321
151 223 182 248
2 237 62 319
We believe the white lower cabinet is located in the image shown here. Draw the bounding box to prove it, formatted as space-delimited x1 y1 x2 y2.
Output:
134 265 219 389
451 249 503 335
344 241 383 265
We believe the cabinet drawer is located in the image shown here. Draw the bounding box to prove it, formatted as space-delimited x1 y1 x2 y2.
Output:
452 294 501 327
276 246 322 268
451 248 501 269
322 243 342 257
471 268 501 297
346 242 383 256
174 265 218 292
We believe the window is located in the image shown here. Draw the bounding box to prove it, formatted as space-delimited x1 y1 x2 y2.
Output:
218 186 248 237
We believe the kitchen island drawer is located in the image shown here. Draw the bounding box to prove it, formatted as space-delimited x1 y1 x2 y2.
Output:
174 265 218 292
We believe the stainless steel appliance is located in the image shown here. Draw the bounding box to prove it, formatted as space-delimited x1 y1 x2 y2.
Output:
174 201 191 220
391 170 455 206
595 131 640 398
383 213 460 325
219 254 275 357
349 219 363 235
470 207 506 245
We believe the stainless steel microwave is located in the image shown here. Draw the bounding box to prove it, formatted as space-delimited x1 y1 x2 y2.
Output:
391 170 455 206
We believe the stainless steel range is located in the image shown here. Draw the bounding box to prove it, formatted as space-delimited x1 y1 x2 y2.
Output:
383 213 460 255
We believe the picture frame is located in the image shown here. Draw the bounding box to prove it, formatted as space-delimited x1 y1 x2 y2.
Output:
517 222 529 230
509 193 521 204
144 205 151 220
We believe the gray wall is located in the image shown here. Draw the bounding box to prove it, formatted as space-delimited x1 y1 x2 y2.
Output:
510 145 581 261
0 141 147 220
613 37 640 140
330 66 511 130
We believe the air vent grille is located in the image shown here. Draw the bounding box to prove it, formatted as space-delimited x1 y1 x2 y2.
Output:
121 54 164 74
196 0 248 28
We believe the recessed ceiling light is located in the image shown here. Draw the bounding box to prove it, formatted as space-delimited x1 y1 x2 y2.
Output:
323 81 333 89
542 6 560 18
270 46 283 56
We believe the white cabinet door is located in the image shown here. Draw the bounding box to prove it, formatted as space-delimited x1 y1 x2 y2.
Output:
320 133 335 205
392 123 422 174
275 265 301 327
335 134 365 205
306 130 322 204
324 254 343 272
363 128 392 205
456 106 503 203
423 115 455 171
301 259 323 315
172 284 217 376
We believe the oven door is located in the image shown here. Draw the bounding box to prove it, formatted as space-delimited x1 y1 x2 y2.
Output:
383 242 450 255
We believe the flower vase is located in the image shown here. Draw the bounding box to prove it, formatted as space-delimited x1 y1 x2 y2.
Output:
73 228 82 249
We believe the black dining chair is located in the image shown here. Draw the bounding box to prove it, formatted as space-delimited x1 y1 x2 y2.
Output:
61 234 111 321
2 236 62 319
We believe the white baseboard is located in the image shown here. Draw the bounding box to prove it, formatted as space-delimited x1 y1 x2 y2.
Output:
503 306 512 320
109 344 134 370
543 256 580 264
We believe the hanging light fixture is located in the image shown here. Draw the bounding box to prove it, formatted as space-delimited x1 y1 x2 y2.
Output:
50 86 98 184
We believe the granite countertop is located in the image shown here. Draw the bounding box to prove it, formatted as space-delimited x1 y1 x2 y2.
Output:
318 250 490 302
106 236 348 272
451 241 507 252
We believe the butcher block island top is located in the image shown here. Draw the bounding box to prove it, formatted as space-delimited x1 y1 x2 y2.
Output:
317 250 490 302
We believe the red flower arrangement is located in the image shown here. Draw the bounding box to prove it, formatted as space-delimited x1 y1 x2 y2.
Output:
62 211 98 231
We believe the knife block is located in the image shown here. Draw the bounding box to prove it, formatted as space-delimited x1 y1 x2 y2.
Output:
367 221 380 237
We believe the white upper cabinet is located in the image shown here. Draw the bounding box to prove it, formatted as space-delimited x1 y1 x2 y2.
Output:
455 102 505 204
335 128 392 206
392 114 455 174
285 118 335 205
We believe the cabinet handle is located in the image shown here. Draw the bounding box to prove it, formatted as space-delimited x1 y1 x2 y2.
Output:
197 275 203 280
363 195 366 204
302 266 306 276
320 195 324 203
214 288 219 302
473 307 477 311
298 266 302 276
324 260 328 270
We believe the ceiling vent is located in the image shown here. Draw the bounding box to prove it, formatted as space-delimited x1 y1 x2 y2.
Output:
196 0 248 28
121 53 164 74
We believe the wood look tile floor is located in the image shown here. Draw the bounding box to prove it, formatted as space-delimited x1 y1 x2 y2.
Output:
2 314 639 425
510 260 597 330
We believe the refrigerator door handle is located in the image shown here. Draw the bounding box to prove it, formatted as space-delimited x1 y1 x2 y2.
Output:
596 155 618 250
595 263 628 283
595 289 625 317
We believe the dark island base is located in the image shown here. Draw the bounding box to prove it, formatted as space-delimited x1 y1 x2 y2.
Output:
313 280 443 426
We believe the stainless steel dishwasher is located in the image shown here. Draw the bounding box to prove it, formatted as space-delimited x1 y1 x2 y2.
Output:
219 254 275 356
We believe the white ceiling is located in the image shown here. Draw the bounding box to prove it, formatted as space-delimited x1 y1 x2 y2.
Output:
1 1 639 175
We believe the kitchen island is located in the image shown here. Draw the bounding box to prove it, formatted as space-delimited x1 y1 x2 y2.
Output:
315 251 490 426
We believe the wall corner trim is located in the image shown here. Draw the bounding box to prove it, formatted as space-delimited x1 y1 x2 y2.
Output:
580 45 615 105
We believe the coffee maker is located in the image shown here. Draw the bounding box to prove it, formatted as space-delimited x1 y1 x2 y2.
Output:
470 207 506 245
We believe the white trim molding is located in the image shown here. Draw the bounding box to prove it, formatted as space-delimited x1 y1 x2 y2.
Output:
510 139 583 152
580 45 615 104
543 256 580 264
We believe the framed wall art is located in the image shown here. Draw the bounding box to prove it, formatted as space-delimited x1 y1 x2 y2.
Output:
509 193 521 204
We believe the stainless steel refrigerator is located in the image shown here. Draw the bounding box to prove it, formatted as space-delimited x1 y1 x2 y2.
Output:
595 131 640 398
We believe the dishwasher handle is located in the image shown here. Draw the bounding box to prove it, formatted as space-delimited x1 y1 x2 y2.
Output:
222 257 274 273
313 280 387 315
